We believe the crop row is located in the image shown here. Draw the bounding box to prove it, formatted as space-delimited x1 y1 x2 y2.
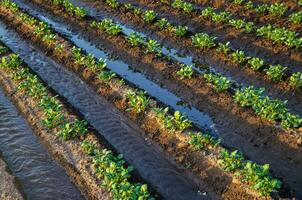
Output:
155 0 302 49
101 0 302 89
0 0 284 196
41 0 302 130
0 44 153 199
196 0 302 25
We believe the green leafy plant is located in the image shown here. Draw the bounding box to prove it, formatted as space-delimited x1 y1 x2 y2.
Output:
106 0 119 8
154 107 191 131
265 64 287 81
191 33 216 49
126 90 150 113
188 132 220 151
218 149 244 172
145 39 162 56
231 50 247 64
289 72 302 88
58 119 88 140
268 3 287 17
173 25 188 37
171 0 193 13
241 162 282 196
176 64 193 79
204 73 231 92
144 10 156 23
216 42 230 55
289 11 302 24
247 57 264 71
127 32 144 47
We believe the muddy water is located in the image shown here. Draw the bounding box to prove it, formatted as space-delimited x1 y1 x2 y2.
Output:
0 87 84 199
0 20 212 200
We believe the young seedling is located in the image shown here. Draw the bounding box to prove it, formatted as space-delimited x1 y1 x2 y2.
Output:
191 33 216 49
265 64 287 82
177 64 193 79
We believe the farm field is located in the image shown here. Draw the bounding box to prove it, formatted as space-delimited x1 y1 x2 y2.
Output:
0 0 301 199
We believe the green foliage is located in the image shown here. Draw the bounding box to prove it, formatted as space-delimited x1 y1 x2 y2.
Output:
204 73 231 92
92 149 154 200
81 140 97 156
98 71 116 82
289 72 302 89
216 42 230 55
231 50 247 64
171 0 194 13
173 25 188 37
50 0 86 18
127 32 144 47
58 119 88 140
106 0 119 8
144 10 156 23
241 162 282 196
90 19 122 36
191 33 216 49
247 57 264 71
265 64 287 82
1 0 19 12
176 64 193 79
218 149 244 172
156 18 171 30
126 90 150 113
268 3 287 17
188 132 220 151
145 39 162 56
154 107 191 131
256 25 301 48
234 86 302 128
289 11 302 24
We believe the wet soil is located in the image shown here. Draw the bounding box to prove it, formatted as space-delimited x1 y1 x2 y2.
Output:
2 1 302 198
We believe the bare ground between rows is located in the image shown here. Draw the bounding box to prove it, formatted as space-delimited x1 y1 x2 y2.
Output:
5 2 302 198
70 0 302 119
186 0 302 33
0 13 221 200
119 0 302 69
0 153 25 200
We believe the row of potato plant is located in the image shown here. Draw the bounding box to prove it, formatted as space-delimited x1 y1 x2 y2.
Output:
0 34 153 200
0 1 284 196
157 0 302 49
103 0 302 89
226 0 302 25
25 0 302 129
